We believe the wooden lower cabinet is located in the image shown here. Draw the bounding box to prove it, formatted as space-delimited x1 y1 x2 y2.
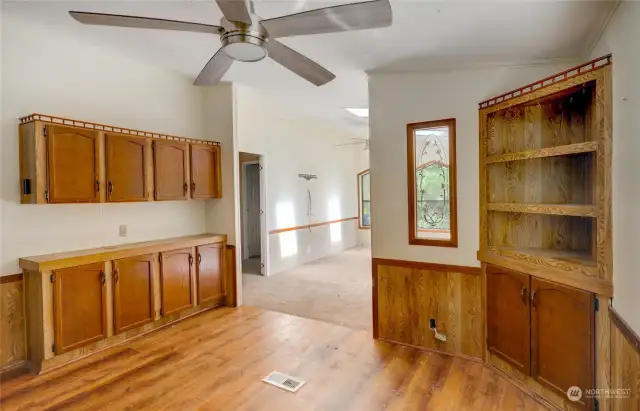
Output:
52 262 107 354
486 265 595 409
196 243 225 304
487 265 531 375
160 248 194 316
113 254 154 334
531 277 595 409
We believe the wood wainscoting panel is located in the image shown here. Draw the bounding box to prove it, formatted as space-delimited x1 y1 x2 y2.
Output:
0 276 26 371
610 308 640 411
374 259 483 358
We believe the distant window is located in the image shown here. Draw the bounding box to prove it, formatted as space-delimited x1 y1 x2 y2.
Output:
358 169 371 228
407 118 457 247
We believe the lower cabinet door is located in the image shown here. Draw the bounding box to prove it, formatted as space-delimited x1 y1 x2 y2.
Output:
53 262 107 354
113 254 154 334
160 248 193 316
531 277 595 409
486 265 531 375
196 243 224 304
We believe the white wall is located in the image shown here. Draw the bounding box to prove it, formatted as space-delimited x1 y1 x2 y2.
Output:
591 2 640 335
234 85 359 275
1 8 208 274
368 62 576 267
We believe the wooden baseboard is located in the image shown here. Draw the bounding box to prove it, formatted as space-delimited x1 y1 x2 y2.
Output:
0 360 29 382
610 306 640 354
485 362 562 411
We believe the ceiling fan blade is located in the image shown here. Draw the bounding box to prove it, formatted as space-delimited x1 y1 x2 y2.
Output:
260 0 392 38
267 40 335 86
69 11 222 34
216 0 252 24
194 48 234 86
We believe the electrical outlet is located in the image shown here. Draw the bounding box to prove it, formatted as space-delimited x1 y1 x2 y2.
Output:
119 225 128 237
429 318 436 329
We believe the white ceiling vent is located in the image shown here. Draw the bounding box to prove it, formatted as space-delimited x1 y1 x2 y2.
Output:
262 371 306 393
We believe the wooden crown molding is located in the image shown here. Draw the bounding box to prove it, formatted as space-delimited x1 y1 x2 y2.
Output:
372 257 481 275
478 55 612 109
269 217 357 235
609 307 640 355
20 113 220 146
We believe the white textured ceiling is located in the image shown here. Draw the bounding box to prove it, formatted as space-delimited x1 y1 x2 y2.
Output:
4 0 616 137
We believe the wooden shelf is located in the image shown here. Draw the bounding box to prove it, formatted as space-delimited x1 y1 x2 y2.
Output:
487 203 596 217
488 245 596 268
485 141 597 164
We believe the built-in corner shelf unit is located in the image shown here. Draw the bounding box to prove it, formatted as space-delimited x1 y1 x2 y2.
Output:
478 55 612 297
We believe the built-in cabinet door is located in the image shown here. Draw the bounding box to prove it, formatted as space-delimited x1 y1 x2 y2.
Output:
106 134 149 202
113 254 154 334
153 140 188 201
47 125 100 203
190 144 221 199
197 243 224 304
531 278 595 409
160 248 193 316
486 265 531 375
53 262 107 354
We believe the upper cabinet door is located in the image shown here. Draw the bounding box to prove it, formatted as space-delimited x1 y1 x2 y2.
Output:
106 134 149 202
113 254 154 334
53 262 107 354
160 248 193 316
47 125 100 203
486 265 531 375
153 140 188 201
531 278 595 408
190 144 221 199
196 243 224 304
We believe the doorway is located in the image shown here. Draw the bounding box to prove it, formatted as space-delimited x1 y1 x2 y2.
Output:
239 152 264 276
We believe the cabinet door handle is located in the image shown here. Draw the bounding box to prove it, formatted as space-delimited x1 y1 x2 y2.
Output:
100 271 106 285
530 290 537 308
197 253 202 265
107 180 113 197
189 254 193 266
183 182 188 195
96 180 100 193
520 285 527 304
191 182 196 193
114 269 119 283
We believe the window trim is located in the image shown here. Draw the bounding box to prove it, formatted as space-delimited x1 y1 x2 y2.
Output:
357 168 371 229
406 118 458 248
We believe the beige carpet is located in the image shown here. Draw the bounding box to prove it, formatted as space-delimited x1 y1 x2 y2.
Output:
242 247 372 331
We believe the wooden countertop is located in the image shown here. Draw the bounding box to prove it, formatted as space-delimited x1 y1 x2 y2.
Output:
19 234 227 272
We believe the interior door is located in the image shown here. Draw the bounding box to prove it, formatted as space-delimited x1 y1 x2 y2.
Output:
160 248 193 316
531 277 595 409
106 133 148 202
113 254 154 334
53 262 107 354
245 163 261 258
153 140 188 201
47 125 100 203
190 144 220 199
486 265 531 375
196 243 225 304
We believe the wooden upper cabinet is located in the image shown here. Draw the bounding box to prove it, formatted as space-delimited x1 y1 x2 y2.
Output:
47 125 100 203
531 277 595 408
153 140 188 201
53 262 107 354
113 254 154 334
106 134 149 202
196 243 225 304
486 265 531 375
190 144 221 199
160 248 193 316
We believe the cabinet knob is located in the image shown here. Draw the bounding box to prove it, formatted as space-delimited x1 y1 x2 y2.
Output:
530 290 537 308
183 182 188 194
191 182 196 193
100 271 106 285
114 269 119 283
520 285 527 304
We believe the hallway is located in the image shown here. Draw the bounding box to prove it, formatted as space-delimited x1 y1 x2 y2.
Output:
242 247 372 331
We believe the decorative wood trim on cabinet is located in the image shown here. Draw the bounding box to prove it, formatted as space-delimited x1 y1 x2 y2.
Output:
610 307 640 355
372 258 481 275
20 113 220 146
0 274 23 284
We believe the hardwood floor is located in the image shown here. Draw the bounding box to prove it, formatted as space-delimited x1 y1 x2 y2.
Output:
0 307 550 411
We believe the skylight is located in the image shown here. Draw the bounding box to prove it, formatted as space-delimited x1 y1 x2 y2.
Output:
345 108 369 118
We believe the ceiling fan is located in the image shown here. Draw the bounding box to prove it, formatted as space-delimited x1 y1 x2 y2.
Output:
336 138 369 150
69 0 392 87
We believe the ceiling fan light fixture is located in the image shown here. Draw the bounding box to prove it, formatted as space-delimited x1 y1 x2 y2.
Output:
221 32 267 62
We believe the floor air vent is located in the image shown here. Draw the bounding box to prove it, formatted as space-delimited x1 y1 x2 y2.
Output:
262 371 306 393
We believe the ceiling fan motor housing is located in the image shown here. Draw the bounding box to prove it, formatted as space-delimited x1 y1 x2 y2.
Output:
220 17 269 62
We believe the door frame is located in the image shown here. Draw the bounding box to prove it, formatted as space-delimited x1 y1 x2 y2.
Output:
240 155 268 276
